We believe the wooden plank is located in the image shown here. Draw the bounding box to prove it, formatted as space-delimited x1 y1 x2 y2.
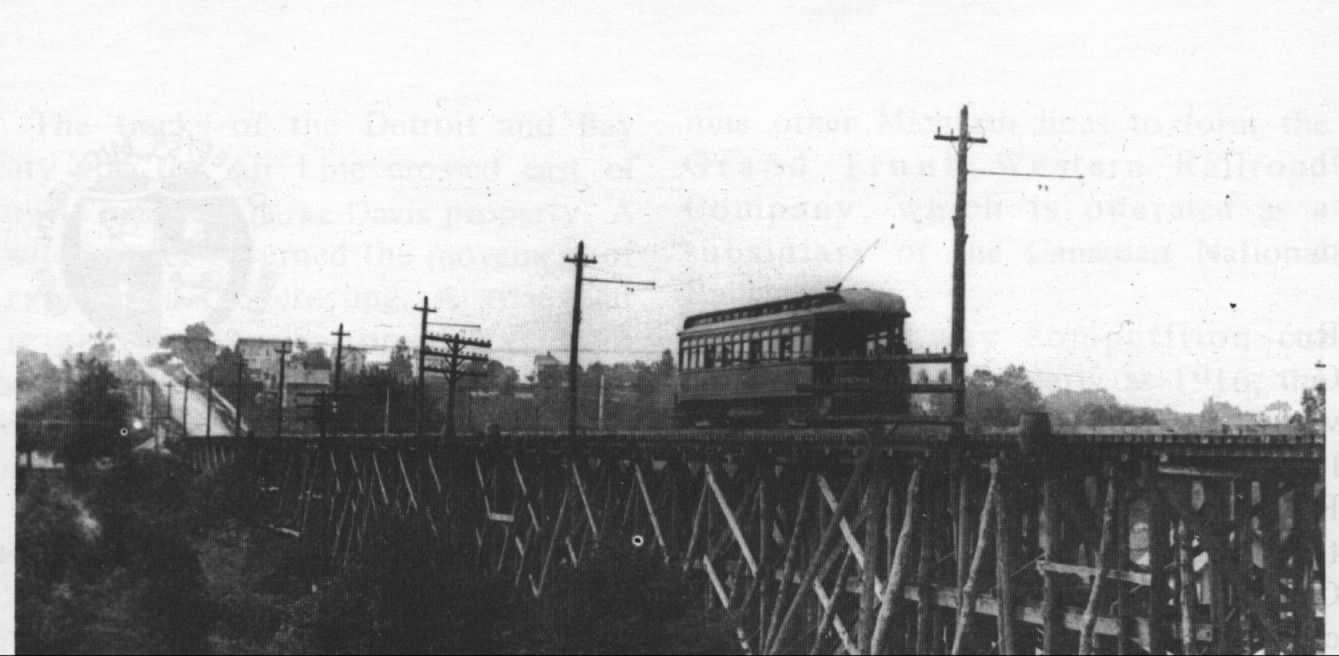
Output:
706 464 759 575
634 463 668 561
812 569 858 655
951 458 998 655
1177 512 1197 654
765 453 870 655
871 464 921 654
914 462 935 655
1042 462 1061 655
536 482 570 596
1158 480 1285 652
570 460 599 540
1078 465 1116 656
682 474 710 570
858 469 887 653
1143 460 1169 656
704 554 731 608
763 473 813 651
818 474 876 579
808 550 855 656
996 461 1017 655
396 451 418 511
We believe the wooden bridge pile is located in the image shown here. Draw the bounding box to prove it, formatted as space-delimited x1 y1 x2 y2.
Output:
180 421 1323 655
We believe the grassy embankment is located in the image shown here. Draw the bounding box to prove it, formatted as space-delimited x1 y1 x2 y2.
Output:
17 451 737 654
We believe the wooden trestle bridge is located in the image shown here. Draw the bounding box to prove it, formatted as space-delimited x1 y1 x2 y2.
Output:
178 419 1323 655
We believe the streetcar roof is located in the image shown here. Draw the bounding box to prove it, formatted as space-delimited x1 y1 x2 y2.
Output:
678 288 908 335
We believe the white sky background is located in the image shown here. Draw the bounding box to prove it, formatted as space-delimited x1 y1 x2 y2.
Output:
2 0 1336 413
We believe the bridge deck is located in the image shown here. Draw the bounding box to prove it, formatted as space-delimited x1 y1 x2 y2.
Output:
197 426 1323 460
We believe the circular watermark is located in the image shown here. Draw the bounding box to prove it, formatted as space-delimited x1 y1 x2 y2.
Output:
630 533 645 548
52 134 258 341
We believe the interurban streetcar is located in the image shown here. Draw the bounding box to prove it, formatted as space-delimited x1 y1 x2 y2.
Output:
674 287 912 427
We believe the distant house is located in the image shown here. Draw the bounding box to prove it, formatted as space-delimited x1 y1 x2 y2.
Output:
282 363 331 407
235 338 292 389
533 351 563 380
338 346 369 376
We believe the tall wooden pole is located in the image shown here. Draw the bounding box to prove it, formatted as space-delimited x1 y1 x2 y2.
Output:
933 105 985 440
413 296 436 439
275 342 291 439
565 241 594 436
205 375 213 438
183 377 190 435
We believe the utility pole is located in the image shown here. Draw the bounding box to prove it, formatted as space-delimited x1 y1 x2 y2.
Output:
205 372 213 438
598 373 606 432
933 105 987 438
933 105 1082 603
162 381 171 451
183 377 191 436
275 341 292 439
235 356 247 431
150 381 159 452
422 330 492 445
564 240 655 436
414 296 437 439
931 106 1084 431
331 322 350 438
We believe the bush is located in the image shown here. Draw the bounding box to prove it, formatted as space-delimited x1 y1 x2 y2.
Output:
535 528 737 654
17 454 218 654
309 518 515 654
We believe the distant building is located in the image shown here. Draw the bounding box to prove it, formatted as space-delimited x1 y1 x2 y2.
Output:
159 334 194 354
338 346 368 376
282 362 331 407
533 351 563 380
1220 419 1300 435
235 338 292 388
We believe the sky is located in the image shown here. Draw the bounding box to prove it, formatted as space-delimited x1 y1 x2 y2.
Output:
2 0 1336 414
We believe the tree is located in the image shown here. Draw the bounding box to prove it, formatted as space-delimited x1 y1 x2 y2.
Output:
1044 388 1160 427
965 365 1043 428
160 322 218 374
17 348 63 411
59 355 133 468
301 346 332 370
1293 383 1326 429
388 337 414 382
88 330 117 364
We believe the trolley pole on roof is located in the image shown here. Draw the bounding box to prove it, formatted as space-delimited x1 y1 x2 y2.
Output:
564 240 655 437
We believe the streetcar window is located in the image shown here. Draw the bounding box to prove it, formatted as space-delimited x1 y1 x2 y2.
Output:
703 344 715 369
799 333 812 359
720 343 732 366
867 330 890 356
749 338 762 363
778 335 792 361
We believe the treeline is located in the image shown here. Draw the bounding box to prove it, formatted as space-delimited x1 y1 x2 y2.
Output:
914 364 1325 431
17 334 142 467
